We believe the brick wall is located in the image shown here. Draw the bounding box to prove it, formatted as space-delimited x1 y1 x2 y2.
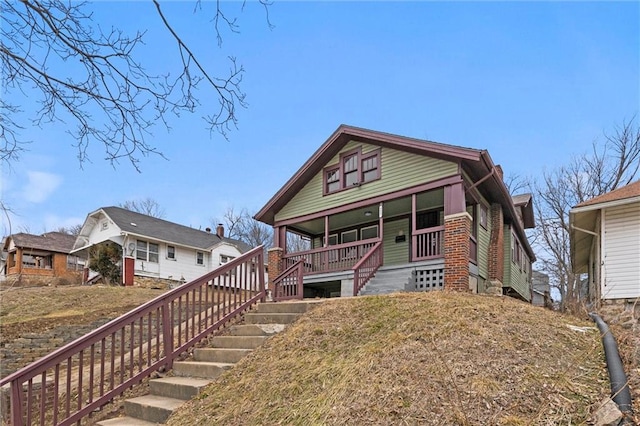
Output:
488 203 505 284
267 248 283 293
444 212 472 292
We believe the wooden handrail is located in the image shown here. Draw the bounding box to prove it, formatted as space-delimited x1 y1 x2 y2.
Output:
0 246 266 426
353 241 383 296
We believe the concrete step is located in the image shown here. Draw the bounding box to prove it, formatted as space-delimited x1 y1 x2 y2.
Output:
193 347 252 363
96 416 157 426
228 324 286 336
124 394 183 424
244 312 301 324
172 360 234 379
149 376 212 400
256 301 320 314
210 335 267 349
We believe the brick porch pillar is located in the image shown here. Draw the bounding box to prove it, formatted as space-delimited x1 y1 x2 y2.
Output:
267 247 283 295
487 203 504 295
444 212 472 292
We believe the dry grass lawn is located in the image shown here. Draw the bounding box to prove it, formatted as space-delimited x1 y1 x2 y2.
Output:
1 286 637 425
0 285 165 345
165 292 624 426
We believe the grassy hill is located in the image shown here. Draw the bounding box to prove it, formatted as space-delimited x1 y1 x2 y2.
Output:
166 292 613 425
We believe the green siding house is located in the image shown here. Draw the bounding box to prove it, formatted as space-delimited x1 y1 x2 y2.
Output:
255 125 535 301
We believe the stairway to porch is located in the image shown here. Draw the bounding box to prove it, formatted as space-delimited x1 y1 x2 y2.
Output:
96 300 320 426
358 266 414 296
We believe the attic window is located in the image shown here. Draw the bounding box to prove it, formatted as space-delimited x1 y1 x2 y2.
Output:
323 147 381 195
101 221 109 231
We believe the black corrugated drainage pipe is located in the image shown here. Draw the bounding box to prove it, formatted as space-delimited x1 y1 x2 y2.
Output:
589 312 634 423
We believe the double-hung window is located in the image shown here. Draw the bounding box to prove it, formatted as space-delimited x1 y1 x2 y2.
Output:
167 245 176 260
361 152 379 182
196 251 204 266
343 153 358 187
325 167 340 193
136 240 159 262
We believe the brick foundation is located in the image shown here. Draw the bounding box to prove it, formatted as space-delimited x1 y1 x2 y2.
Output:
444 212 472 292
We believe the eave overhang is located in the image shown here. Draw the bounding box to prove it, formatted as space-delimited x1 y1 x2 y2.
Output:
569 195 640 273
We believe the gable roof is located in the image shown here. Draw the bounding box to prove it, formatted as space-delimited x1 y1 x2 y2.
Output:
255 124 483 225
574 180 640 209
82 207 252 252
512 193 535 229
5 232 76 254
255 124 535 260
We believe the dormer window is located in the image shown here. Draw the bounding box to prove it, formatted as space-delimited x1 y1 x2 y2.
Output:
323 147 381 195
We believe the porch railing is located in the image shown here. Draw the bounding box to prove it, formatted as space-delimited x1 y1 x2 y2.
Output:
272 259 304 301
352 241 383 296
0 246 265 426
283 239 379 275
412 226 444 261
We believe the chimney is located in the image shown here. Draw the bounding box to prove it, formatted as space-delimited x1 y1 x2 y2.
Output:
216 223 224 238
205 227 211 233
494 165 504 181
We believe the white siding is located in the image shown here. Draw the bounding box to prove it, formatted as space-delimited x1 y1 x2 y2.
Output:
602 202 640 299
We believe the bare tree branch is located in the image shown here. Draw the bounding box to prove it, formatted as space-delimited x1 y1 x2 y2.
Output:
530 116 640 311
1 0 271 169
119 197 166 218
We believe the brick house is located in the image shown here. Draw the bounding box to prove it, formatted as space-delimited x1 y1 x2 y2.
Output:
2 232 84 286
255 125 535 300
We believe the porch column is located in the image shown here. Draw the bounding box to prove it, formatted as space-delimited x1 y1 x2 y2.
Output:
487 203 504 295
444 212 472 292
267 247 283 295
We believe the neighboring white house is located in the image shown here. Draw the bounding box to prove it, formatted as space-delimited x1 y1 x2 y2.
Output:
570 180 640 301
71 206 254 286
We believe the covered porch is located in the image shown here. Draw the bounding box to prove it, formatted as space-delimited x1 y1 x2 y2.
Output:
269 178 476 298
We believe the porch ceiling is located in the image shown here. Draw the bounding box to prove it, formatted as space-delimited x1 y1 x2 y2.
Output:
288 191 444 236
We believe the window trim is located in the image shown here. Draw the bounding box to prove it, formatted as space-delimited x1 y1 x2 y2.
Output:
479 204 488 230
167 245 176 260
323 147 381 195
196 251 205 266
360 225 379 240
136 240 159 263
361 149 381 183
323 164 340 195
340 229 358 244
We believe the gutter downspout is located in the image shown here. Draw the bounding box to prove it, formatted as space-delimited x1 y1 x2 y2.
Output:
589 312 634 423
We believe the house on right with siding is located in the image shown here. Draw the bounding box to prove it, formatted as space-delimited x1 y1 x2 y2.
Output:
570 180 640 302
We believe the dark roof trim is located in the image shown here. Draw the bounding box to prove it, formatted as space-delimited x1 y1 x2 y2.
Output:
255 124 482 224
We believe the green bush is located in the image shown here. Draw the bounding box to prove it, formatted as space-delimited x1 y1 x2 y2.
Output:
89 243 122 285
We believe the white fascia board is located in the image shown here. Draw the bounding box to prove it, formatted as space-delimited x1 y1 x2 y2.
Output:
120 231 209 252
571 196 640 214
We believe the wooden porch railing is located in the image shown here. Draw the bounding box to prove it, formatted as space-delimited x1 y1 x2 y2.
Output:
272 259 304 301
0 246 265 426
352 241 383 296
283 239 378 275
412 226 444 261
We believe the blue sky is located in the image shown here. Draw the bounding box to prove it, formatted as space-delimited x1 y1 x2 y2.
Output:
1 1 639 236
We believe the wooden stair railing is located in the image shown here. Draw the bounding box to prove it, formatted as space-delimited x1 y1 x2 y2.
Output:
352 241 383 296
272 259 305 301
0 246 265 426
